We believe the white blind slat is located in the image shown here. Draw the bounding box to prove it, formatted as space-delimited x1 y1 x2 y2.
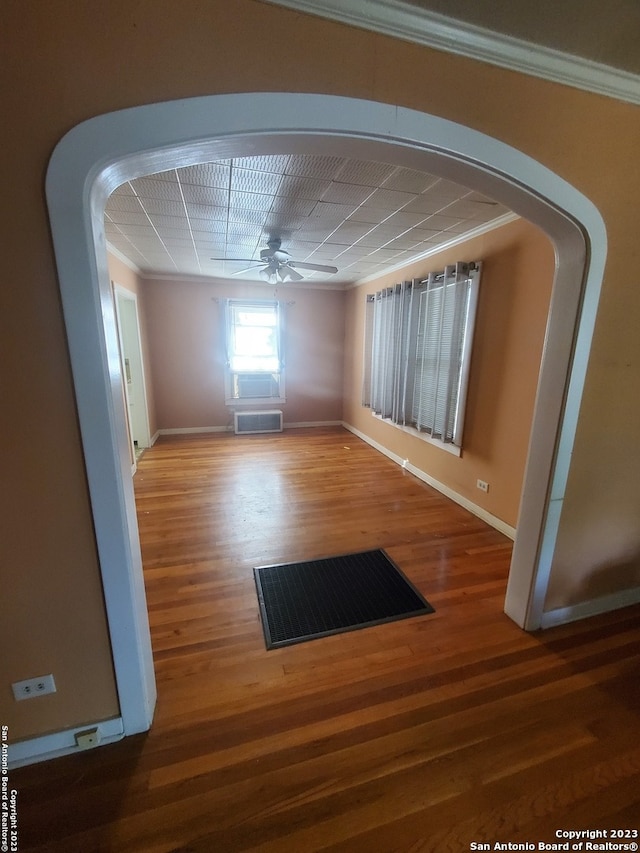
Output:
364 261 481 450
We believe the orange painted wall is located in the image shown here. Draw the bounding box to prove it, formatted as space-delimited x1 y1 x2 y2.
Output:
2 0 640 742
142 278 344 430
343 218 555 528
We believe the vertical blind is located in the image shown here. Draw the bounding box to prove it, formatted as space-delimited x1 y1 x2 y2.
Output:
363 262 481 448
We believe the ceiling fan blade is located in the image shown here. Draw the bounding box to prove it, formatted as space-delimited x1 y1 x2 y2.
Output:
281 265 304 282
231 264 266 276
210 257 259 263
288 261 338 274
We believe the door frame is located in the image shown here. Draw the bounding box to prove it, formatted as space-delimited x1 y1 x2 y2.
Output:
113 283 151 472
45 93 606 735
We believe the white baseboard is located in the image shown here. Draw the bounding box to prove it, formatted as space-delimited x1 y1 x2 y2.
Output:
150 430 160 445
156 421 342 435
8 716 124 768
284 420 343 428
540 587 640 629
158 426 231 435
342 421 516 540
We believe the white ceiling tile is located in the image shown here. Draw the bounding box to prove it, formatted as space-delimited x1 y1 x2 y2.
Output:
224 241 261 256
334 159 397 186
131 178 182 201
116 223 164 236
310 201 358 219
346 206 394 225
139 199 185 217
228 207 268 226
364 188 418 210
190 222 226 237
430 179 473 200
364 247 409 263
153 230 194 243
384 235 424 251
227 224 263 241
418 213 466 231
321 182 376 206
106 210 151 227
194 243 227 254
329 222 378 243
148 214 190 231
441 199 502 219
111 182 136 198
443 219 485 234
231 168 283 195
382 168 440 193
403 193 455 215
105 194 144 213
285 155 344 179
408 227 444 243
236 155 290 174
270 197 320 218
137 251 174 262
382 211 433 230
276 175 332 200
186 203 227 221
160 237 196 248
284 240 326 255
177 162 231 187
356 224 407 245
296 227 341 242
230 191 274 212
181 184 228 206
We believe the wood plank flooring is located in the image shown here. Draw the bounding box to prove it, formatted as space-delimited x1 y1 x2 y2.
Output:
13 427 640 852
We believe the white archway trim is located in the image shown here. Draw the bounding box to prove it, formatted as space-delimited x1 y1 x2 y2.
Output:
45 93 606 736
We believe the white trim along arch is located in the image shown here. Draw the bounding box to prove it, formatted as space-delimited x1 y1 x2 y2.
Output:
45 93 606 736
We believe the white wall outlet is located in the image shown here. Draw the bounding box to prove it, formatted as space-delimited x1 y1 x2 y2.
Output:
75 728 101 750
12 674 56 701
476 479 489 493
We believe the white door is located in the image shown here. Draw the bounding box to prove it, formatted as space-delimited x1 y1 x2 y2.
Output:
114 286 151 468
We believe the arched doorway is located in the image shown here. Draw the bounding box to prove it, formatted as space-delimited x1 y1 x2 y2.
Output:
45 93 606 736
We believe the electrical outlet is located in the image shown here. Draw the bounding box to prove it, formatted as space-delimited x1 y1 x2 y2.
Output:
75 728 101 750
476 479 489 493
12 674 56 701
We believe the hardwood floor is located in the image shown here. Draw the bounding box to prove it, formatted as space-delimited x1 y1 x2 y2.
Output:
13 427 640 852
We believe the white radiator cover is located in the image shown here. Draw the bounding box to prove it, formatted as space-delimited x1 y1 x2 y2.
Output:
234 410 283 435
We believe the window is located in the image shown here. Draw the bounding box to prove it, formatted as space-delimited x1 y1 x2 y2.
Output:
225 299 285 404
362 262 481 452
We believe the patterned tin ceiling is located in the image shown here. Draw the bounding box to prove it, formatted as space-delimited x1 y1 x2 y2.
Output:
105 153 512 286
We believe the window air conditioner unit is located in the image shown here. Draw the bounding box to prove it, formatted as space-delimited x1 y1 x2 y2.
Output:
235 373 279 399
234 410 283 435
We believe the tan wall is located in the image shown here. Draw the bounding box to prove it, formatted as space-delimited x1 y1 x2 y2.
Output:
143 278 344 430
343 219 555 528
107 253 158 439
3 0 640 743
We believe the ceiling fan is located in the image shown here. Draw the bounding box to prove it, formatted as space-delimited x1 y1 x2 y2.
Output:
212 238 338 283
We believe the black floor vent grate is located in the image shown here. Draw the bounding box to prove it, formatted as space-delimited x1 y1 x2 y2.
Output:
254 549 434 649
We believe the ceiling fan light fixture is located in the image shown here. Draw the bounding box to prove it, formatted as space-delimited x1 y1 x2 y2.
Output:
216 238 338 283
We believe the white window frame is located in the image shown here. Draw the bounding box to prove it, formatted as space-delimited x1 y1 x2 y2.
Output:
224 298 286 406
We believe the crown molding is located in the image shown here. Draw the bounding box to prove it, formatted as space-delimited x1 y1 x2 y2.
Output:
140 270 347 290
262 0 640 105
106 242 143 274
